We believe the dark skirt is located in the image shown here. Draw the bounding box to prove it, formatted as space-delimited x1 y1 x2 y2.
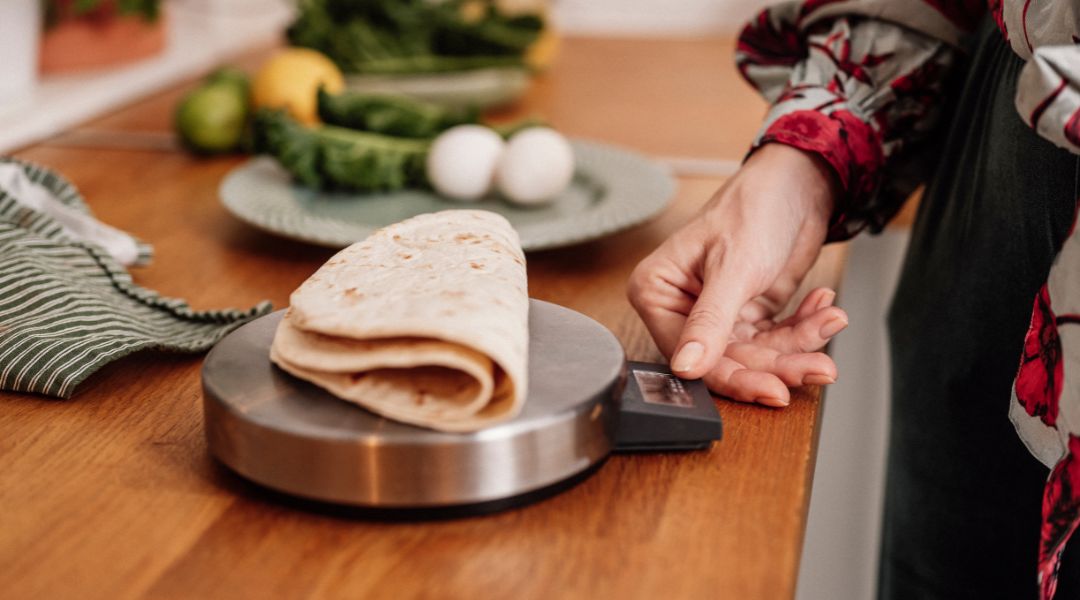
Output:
881 15 1080 600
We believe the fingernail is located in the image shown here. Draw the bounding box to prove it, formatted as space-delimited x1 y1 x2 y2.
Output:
755 396 788 407
816 289 836 311
672 341 705 373
819 316 848 338
803 374 836 385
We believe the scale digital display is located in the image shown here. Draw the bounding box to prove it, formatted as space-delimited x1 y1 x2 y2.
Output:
633 370 695 407
614 362 723 452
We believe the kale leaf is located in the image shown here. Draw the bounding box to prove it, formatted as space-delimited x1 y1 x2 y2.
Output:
287 0 543 74
254 109 430 192
317 88 480 138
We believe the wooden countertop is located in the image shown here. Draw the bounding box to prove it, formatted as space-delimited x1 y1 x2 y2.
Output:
0 37 846 600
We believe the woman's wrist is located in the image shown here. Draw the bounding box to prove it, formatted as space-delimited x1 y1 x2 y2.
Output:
745 143 841 220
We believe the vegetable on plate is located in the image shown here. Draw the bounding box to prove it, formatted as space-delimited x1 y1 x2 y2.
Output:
253 109 430 191
287 0 545 75
316 88 479 138
255 87 551 194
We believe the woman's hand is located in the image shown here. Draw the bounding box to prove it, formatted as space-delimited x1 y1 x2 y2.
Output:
627 144 848 406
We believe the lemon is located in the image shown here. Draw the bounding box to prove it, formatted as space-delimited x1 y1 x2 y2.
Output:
495 0 544 15
525 26 559 71
460 0 486 23
252 48 344 125
175 82 248 154
492 0 559 71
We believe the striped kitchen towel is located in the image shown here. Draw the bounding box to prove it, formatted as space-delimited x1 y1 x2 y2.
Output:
0 158 271 398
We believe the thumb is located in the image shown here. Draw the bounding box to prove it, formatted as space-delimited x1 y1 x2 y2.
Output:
671 271 748 380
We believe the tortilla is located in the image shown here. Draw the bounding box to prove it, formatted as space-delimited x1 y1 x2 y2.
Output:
270 210 528 432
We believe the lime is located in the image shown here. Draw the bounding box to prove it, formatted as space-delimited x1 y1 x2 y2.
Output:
252 48 344 125
175 83 249 154
206 67 250 98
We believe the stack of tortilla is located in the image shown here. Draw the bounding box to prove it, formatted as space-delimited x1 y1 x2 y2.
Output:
270 210 529 432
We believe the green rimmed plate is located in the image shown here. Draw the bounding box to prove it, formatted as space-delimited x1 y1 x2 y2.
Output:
219 139 675 252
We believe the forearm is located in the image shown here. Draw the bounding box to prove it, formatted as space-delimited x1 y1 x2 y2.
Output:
737 2 969 240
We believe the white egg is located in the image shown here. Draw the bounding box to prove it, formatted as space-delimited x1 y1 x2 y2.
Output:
425 125 505 201
496 127 575 206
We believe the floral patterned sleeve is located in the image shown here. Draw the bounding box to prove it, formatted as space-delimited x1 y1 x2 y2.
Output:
1012 43 1080 600
735 0 980 241
1016 47 1080 153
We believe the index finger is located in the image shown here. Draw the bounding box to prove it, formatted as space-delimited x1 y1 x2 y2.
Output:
671 262 750 379
627 256 698 359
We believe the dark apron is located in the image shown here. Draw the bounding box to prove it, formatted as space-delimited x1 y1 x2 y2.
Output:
881 14 1080 600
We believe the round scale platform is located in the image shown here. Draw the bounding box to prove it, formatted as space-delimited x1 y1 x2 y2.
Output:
202 300 626 513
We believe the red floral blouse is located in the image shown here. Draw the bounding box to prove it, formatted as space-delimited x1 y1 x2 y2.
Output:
736 1 1080 598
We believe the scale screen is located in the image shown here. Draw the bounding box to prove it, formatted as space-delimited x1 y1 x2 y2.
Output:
614 362 723 452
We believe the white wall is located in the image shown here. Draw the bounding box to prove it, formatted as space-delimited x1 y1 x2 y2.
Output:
553 0 770 36
796 231 909 600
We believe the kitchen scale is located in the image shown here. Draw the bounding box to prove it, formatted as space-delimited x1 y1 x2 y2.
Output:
202 301 722 516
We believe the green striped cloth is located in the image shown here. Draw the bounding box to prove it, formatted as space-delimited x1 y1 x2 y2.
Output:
0 158 271 398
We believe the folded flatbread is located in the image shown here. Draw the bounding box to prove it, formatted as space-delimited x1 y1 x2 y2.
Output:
270 210 528 432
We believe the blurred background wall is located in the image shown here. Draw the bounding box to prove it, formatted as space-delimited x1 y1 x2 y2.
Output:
554 0 766 35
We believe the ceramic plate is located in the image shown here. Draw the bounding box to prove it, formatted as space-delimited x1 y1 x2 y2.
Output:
219 139 676 252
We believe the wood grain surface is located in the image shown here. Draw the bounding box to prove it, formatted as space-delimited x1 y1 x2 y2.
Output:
0 37 845 600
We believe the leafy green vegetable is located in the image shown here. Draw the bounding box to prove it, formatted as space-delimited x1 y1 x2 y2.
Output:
317 87 545 138
287 0 544 74
253 109 324 188
254 109 429 191
255 96 547 192
317 88 479 138
319 125 429 190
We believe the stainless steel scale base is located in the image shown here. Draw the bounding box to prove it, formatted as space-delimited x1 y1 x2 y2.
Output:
202 300 626 512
